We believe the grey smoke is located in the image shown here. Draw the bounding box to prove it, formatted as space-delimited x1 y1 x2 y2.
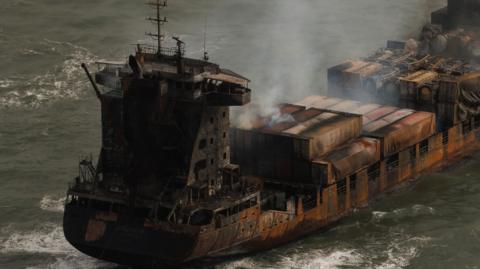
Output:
141 0 447 127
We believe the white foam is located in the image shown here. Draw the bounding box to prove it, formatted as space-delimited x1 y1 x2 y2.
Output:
1 223 114 269
0 79 14 88
371 205 435 223
376 236 431 269
21 49 42 56
0 39 98 109
216 249 364 269
39 195 66 213
282 249 364 269
27 256 113 269
0 223 73 255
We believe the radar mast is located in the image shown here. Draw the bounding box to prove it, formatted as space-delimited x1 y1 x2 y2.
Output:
146 0 168 55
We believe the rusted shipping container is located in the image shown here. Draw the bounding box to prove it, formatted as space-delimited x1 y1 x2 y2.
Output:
363 106 398 125
299 96 384 112
363 111 436 157
283 111 363 158
327 60 384 91
231 105 363 183
296 96 344 109
399 70 438 101
438 72 480 103
317 137 381 180
436 103 466 129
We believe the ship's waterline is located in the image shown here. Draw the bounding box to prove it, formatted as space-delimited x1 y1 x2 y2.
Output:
6 0 480 268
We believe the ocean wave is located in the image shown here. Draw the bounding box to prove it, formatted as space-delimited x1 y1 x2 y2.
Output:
1 223 114 269
376 236 431 269
39 195 66 213
214 232 431 269
0 79 15 88
371 204 435 223
20 48 43 56
27 256 113 269
0 39 98 109
0 223 73 255
215 249 364 269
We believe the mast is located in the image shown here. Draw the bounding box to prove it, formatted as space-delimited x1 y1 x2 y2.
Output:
146 0 168 55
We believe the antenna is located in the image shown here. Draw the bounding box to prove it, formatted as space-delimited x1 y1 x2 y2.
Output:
203 13 209 61
146 0 168 55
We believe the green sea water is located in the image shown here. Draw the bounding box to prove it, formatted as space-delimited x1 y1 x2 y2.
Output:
3 0 480 268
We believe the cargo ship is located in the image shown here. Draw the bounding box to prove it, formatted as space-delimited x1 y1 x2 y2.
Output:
63 0 480 267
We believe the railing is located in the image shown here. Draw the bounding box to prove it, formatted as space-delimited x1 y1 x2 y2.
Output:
137 44 184 57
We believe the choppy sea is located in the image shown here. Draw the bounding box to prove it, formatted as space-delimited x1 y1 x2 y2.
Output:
3 0 480 268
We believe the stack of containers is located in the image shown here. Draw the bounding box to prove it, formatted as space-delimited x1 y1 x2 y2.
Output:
230 102 363 184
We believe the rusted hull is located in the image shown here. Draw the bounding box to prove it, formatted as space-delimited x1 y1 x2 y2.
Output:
64 126 480 267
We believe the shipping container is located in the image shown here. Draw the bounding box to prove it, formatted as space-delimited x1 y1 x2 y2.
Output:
399 70 438 100
316 138 381 180
364 112 436 157
283 111 363 158
363 106 398 125
436 103 466 129
230 105 363 183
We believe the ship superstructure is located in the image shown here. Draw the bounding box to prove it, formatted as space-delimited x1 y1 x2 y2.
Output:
64 1 480 267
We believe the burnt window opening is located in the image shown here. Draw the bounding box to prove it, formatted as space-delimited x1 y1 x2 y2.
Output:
442 131 449 145
349 174 357 191
223 152 227 160
210 138 214 144
337 179 347 195
409 145 417 162
210 159 214 165
386 154 399 173
222 111 226 118
199 139 207 149
194 159 207 173
210 117 214 124
223 132 227 138
463 120 472 136
368 162 380 182
420 139 429 156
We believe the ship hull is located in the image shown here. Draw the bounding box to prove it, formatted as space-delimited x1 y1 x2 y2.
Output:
64 126 480 267
63 204 200 267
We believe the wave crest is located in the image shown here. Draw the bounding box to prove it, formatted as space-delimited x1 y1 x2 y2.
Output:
0 39 98 109
39 195 66 213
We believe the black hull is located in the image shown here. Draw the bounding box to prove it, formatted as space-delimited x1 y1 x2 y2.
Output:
63 204 199 267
